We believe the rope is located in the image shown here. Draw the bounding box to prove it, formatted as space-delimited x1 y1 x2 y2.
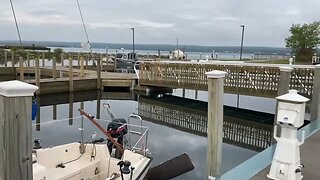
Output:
76 0 92 54
9 0 22 47
31 116 83 126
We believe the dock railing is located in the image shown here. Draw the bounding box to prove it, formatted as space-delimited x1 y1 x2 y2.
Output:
139 61 315 98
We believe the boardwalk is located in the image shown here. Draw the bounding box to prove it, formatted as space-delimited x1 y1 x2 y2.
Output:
139 61 315 98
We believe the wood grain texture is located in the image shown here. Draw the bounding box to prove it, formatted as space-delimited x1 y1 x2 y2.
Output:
0 96 33 180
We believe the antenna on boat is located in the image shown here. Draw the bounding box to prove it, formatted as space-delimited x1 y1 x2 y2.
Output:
9 0 22 47
76 0 93 54
9 0 29 69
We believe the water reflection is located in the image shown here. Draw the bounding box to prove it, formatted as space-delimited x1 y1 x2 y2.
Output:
32 90 269 179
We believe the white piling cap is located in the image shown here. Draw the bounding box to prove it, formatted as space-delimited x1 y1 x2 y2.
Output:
276 89 309 103
206 70 227 79
0 80 38 97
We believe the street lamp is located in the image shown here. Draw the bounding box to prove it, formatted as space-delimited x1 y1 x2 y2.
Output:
237 25 245 108
130 27 135 55
240 25 245 61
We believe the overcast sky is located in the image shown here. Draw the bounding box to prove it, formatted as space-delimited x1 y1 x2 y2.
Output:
0 0 319 47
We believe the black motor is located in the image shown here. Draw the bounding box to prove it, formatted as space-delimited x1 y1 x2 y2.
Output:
106 118 128 158
107 118 128 138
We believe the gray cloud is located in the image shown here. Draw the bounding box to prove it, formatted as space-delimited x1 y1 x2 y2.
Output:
1 0 319 47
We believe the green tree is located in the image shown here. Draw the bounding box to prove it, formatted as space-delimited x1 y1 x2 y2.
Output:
285 21 320 62
53 48 64 63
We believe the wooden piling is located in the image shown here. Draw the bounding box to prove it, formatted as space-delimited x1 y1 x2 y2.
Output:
277 67 293 96
61 53 64 66
311 65 320 121
36 97 41 131
4 51 7 67
97 56 102 89
27 51 30 66
69 93 74 125
53 104 57 120
96 91 101 119
42 51 45 67
69 58 73 92
0 80 38 180
80 56 84 78
19 56 24 80
11 51 14 68
35 58 40 94
53 57 57 79
85 54 88 68
206 70 227 178
77 52 80 67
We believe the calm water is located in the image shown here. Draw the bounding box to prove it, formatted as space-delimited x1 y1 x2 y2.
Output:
32 90 276 179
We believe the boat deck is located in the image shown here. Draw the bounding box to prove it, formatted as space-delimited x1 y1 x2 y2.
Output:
252 130 320 180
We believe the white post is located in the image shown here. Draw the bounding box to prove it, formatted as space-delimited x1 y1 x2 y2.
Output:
206 70 227 178
278 67 293 96
0 80 38 180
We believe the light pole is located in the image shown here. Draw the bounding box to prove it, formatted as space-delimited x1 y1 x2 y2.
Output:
237 25 245 108
130 27 135 55
240 25 245 61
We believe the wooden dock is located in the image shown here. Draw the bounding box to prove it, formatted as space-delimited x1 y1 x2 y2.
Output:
1 66 138 95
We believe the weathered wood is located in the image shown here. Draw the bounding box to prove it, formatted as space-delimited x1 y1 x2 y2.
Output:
96 91 101 119
206 71 227 178
69 58 74 92
69 93 73 125
53 104 57 120
0 81 38 180
80 56 84 78
27 52 30 66
61 53 64 66
53 57 57 79
42 51 45 67
97 56 102 89
19 56 24 80
35 58 40 94
4 51 7 67
139 62 315 98
311 65 320 121
11 51 14 68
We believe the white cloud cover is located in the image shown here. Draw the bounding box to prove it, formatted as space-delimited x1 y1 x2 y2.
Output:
0 0 319 46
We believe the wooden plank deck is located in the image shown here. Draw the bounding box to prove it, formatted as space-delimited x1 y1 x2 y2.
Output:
252 130 320 180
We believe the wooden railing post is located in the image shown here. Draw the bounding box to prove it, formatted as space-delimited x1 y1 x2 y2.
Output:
42 51 45 67
19 56 24 80
35 58 40 95
311 65 320 121
52 57 57 79
277 66 293 96
206 70 227 178
97 55 102 90
69 58 73 92
11 51 15 68
27 51 30 66
4 51 7 67
61 53 64 66
0 81 38 180
80 56 84 78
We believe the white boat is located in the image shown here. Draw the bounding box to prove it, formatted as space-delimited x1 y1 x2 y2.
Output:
33 109 152 180
33 143 152 180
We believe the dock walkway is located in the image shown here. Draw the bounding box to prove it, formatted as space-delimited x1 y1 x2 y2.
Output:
252 130 320 180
